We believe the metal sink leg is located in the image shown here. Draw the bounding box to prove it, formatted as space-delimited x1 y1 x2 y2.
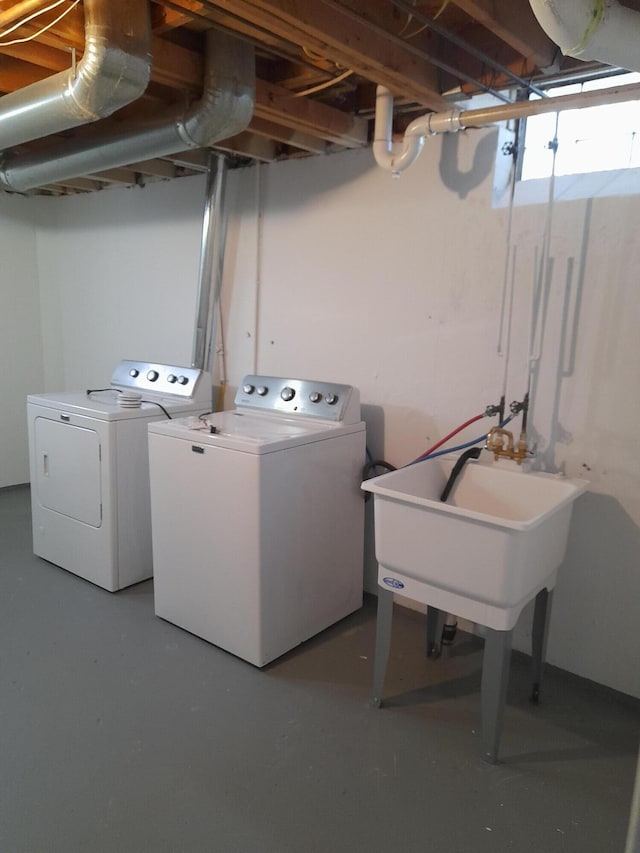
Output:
530 588 553 704
481 627 513 764
426 605 446 657
372 587 394 708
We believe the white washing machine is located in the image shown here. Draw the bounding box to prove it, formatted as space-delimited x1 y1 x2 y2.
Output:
148 375 366 667
27 360 212 592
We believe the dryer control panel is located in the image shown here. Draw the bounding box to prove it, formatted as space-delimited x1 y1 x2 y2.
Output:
235 375 361 423
111 360 210 403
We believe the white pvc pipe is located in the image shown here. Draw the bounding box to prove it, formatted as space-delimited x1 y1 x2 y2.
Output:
372 86 425 176
529 0 640 73
373 80 640 174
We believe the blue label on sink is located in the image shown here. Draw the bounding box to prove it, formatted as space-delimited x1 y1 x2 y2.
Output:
383 577 404 590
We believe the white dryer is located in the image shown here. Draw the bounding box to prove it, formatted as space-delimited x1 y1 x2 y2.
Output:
27 360 212 591
148 375 366 667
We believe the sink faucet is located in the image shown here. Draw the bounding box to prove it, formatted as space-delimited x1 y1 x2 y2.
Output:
485 426 530 464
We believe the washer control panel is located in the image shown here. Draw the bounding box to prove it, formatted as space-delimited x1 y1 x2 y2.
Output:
111 360 206 399
235 375 361 423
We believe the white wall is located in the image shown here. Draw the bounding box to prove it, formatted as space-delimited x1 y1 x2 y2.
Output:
0 194 43 487
31 175 209 391
5 129 639 697
231 137 640 699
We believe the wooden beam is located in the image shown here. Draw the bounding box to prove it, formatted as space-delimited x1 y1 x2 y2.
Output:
126 158 179 179
0 1 56 30
197 0 450 109
255 78 367 147
162 149 211 170
249 116 329 154
151 3 195 33
214 131 279 161
90 168 139 185
158 0 308 61
19 5 85 52
47 177 101 191
150 35 203 92
450 0 558 70
0 40 71 75
7 11 203 94
0 55 51 91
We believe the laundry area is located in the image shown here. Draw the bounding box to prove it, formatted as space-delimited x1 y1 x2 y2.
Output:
1 2 640 852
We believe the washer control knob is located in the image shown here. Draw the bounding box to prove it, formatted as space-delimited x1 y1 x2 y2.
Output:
281 386 295 402
167 374 177 384
309 391 322 403
256 386 268 396
147 370 159 382
243 384 255 394
325 393 338 405
129 368 140 378
178 375 189 386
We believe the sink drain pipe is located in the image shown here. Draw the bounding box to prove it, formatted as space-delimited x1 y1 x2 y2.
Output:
373 79 640 175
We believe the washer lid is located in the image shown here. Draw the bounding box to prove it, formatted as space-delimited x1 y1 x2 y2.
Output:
148 410 365 453
27 390 207 421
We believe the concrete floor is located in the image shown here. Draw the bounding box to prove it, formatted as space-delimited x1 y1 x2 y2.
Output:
1 484 639 853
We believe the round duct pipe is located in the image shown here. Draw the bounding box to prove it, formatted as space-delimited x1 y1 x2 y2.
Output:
529 0 640 73
0 0 152 151
0 29 255 193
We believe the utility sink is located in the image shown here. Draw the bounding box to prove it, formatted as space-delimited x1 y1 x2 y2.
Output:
362 454 588 629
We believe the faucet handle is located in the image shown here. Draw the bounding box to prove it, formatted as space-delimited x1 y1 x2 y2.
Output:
486 426 515 457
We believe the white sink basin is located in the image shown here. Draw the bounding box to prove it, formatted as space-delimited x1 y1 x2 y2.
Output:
362 455 588 629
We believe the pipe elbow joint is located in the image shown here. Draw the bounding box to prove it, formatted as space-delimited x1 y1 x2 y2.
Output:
65 46 152 123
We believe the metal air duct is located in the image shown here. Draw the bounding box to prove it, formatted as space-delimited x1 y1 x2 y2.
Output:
0 28 255 193
529 0 640 72
0 0 152 151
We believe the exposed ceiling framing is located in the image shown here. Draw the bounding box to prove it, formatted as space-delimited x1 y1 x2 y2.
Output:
0 0 629 195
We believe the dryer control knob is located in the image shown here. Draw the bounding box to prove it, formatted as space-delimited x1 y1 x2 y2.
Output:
281 386 295 402
243 384 255 394
167 374 177 384
309 391 322 403
147 370 159 382
129 368 140 378
256 386 268 396
325 393 338 405
178 376 189 385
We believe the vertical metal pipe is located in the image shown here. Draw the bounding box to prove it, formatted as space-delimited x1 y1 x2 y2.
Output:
191 153 228 373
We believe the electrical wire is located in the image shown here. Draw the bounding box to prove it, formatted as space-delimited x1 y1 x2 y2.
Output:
292 69 353 98
433 0 452 19
0 0 70 39
142 401 172 420
413 413 486 461
86 388 171 419
0 0 81 46
302 45 329 62
406 416 514 467
402 22 429 39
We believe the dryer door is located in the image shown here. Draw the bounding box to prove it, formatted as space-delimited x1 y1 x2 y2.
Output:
33 416 102 527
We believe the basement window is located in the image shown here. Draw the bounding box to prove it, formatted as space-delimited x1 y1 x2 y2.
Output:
520 71 640 181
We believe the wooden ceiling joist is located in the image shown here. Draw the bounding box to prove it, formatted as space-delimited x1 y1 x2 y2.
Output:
450 0 559 71
0 0 620 194
198 0 449 110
